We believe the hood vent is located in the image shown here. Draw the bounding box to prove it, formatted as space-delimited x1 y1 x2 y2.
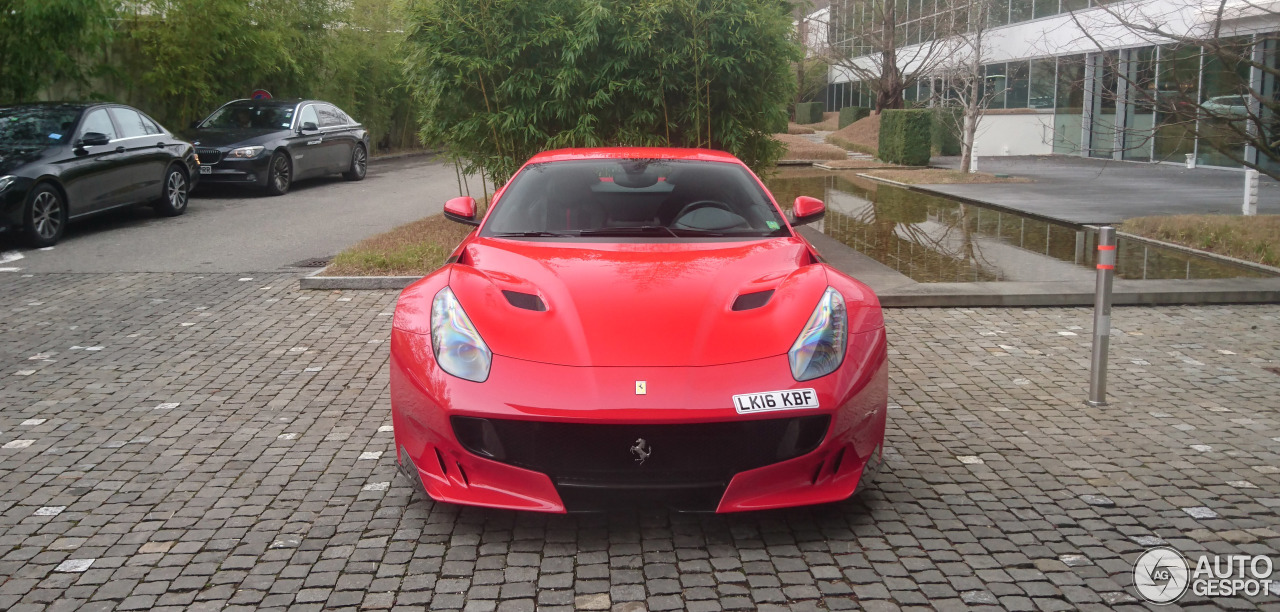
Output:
731 290 775 311
502 290 547 312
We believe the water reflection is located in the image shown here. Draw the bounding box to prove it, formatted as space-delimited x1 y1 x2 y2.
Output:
765 170 1274 283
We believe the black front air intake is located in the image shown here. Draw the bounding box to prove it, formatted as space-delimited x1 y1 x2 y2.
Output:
731 290 775 311
451 415 829 510
502 290 547 312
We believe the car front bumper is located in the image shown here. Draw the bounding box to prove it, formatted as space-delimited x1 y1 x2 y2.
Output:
195 154 271 188
389 327 889 513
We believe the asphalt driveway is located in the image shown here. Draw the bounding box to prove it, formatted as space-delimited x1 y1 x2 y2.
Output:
0 155 478 274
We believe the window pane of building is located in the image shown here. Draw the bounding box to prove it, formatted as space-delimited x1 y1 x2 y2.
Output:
1060 0 1088 10
1033 0 1059 19
1123 46 1157 161
984 63 1007 109
1030 58 1056 108
989 0 1010 27
1198 38 1251 167
1154 44 1199 162
1008 61 1030 108
1054 55 1086 153
1011 0 1033 23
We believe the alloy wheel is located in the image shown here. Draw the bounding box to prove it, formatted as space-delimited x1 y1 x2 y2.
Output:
273 155 291 191
354 146 367 177
32 192 62 240
168 171 188 211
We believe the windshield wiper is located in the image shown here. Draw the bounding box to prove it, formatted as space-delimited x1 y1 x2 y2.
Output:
576 226 678 238
490 231 574 238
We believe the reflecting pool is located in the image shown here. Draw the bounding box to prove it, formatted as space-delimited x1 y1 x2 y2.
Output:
764 169 1274 283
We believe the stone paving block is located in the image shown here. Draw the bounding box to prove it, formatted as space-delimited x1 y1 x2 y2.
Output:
0 275 1278 610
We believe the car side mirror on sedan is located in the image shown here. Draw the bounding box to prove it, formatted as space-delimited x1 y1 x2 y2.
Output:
300 121 319 133
189 120 201 129
444 196 480 226
77 132 110 148
789 196 825 226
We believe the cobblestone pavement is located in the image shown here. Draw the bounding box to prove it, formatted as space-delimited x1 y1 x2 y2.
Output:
2 272 1279 611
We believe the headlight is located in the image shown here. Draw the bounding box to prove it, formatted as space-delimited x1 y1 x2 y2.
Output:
789 287 847 381
228 146 265 158
430 287 492 382
0 176 14 192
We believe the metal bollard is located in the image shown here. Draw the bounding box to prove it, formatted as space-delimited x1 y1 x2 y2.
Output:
1087 226 1116 406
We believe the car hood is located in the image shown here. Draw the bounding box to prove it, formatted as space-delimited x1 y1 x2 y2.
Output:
431 237 873 367
0 144 49 174
187 128 283 149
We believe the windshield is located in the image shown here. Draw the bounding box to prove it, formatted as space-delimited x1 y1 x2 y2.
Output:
0 106 82 146
199 102 295 130
481 159 789 239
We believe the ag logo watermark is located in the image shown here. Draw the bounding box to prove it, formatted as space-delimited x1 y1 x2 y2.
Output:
1133 546 1275 605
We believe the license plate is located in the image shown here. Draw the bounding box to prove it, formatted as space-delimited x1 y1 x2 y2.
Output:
732 388 819 414
199 165 212 175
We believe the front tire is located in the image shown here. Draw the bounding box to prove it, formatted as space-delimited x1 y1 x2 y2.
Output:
153 165 189 217
22 184 66 248
265 152 292 196
343 144 367 181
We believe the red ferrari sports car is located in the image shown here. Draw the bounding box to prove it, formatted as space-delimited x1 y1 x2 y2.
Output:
391 148 887 513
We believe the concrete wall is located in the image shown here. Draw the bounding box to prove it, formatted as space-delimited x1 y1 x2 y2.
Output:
973 113 1055 157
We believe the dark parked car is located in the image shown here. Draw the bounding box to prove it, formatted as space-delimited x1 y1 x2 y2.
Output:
0 103 197 247
188 99 369 196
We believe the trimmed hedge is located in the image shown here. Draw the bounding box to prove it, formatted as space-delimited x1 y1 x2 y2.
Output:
931 107 962 156
794 101 824 124
878 109 932 166
838 106 871 129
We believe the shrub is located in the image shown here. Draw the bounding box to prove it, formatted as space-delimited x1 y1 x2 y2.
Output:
794 102 824 125
838 106 871 129
878 109 932 166
404 0 799 182
931 107 962 156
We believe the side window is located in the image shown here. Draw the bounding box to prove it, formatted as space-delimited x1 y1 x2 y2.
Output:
80 109 118 140
317 104 345 128
110 108 150 139
139 113 164 135
299 105 319 129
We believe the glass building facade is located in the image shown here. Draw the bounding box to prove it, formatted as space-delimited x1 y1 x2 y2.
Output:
824 0 1280 170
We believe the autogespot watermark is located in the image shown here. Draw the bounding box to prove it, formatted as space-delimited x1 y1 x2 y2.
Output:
1133 546 1276 605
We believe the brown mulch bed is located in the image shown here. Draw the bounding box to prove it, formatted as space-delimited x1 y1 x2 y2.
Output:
772 133 848 161
861 169 1032 185
825 114 879 156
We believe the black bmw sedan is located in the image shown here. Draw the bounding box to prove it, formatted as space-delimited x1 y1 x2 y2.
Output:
189 99 369 196
0 103 197 247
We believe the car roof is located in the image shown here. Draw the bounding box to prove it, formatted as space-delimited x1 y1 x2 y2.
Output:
527 148 744 164
0 102 97 111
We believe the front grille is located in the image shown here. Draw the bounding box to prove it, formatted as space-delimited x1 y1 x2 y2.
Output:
196 148 222 164
452 415 829 488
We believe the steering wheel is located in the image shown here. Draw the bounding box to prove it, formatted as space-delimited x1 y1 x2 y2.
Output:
673 200 734 223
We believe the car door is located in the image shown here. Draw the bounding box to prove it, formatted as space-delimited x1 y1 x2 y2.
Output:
58 107 131 215
316 103 355 172
287 103 325 179
108 107 169 204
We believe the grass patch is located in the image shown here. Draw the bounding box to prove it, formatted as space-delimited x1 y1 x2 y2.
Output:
1120 214 1280 267
771 133 848 161
811 111 840 131
324 213 476 276
861 169 1032 185
787 123 816 135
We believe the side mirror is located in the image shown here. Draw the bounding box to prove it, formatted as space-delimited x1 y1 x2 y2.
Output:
444 196 479 226
189 120 201 129
77 132 110 148
789 196 825 226
300 121 319 133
